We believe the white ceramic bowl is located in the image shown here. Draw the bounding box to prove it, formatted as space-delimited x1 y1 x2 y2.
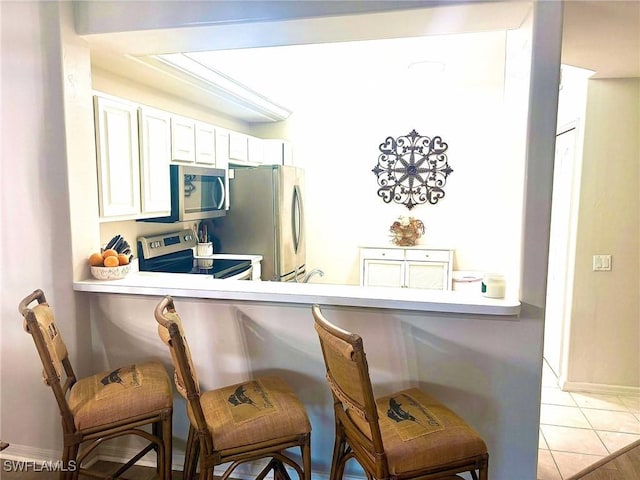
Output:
90 264 131 280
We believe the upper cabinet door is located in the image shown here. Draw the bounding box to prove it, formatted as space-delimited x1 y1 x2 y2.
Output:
215 129 230 170
248 135 264 164
228 132 249 162
262 139 284 165
94 96 141 218
215 129 230 210
195 121 216 165
171 115 195 163
139 107 171 216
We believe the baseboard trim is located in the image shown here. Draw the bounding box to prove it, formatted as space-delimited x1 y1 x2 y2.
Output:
0 444 61 464
0 443 355 480
0 444 98 470
561 380 640 396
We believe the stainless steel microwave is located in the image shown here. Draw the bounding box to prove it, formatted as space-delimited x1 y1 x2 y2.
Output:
143 165 228 223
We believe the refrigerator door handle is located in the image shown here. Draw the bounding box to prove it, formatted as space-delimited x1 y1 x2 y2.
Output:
292 184 303 254
216 176 226 210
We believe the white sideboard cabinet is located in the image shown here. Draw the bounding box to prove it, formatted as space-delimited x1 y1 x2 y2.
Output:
359 246 454 290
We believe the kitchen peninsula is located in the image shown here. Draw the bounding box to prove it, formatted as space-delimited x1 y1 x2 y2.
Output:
72 272 533 480
73 251 522 477
73 266 520 316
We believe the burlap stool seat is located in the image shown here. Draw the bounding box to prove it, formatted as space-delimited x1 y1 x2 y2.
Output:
19 289 173 480
154 295 311 480
312 304 489 480
69 361 172 430
350 388 487 476
191 375 310 452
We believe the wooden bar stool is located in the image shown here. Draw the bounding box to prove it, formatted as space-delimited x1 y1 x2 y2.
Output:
154 295 312 480
312 304 489 480
19 289 173 480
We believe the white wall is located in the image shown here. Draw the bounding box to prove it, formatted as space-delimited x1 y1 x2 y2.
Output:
266 32 524 287
567 78 640 389
0 0 93 456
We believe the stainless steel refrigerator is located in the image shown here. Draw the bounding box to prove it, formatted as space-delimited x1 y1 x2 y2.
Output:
215 165 305 281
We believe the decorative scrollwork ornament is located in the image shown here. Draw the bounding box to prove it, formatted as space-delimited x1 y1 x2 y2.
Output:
372 129 452 210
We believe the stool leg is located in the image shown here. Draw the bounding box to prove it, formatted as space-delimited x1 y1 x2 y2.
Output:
271 460 292 480
302 433 312 480
330 426 347 480
162 411 173 479
479 455 489 480
183 424 199 480
63 444 79 480
153 420 163 478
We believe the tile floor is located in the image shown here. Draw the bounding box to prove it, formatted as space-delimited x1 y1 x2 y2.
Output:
537 360 640 479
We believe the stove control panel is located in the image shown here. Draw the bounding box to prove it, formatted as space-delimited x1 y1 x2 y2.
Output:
138 229 198 260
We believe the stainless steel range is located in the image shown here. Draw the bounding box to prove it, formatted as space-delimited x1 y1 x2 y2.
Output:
137 230 252 279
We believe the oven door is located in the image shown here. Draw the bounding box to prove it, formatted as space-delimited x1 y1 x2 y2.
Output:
223 265 253 280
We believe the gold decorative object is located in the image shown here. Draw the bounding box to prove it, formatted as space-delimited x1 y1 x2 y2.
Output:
390 216 425 246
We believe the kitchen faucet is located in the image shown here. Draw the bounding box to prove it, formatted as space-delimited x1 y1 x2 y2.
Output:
296 268 324 283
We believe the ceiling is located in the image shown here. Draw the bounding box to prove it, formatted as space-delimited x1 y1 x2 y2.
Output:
166 30 509 114
561 1 639 79
85 1 639 122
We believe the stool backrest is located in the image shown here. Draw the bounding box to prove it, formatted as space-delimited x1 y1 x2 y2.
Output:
312 304 388 475
154 296 212 449
19 289 77 433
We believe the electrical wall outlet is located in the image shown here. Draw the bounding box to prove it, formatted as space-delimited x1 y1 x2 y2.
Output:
592 254 612 271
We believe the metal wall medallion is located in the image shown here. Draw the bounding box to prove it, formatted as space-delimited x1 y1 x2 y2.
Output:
372 129 452 210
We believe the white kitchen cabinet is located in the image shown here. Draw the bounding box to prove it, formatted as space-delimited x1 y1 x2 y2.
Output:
360 246 453 290
170 116 217 165
228 133 292 166
171 116 217 166
228 132 268 165
215 129 230 210
282 140 293 166
228 132 249 162
138 107 171 216
215 129 230 168
171 115 196 163
94 96 141 218
248 135 264 164
94 96 173 220
195 121 216 165
263 139 293 165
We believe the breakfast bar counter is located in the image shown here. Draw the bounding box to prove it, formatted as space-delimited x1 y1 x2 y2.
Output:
73 265 521 317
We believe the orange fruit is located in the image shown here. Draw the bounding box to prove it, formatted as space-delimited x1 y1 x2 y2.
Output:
103 256 119 267
117 254 130 266
102 249 118 259
89 252 104 266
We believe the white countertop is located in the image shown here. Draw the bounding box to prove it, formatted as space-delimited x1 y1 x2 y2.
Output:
73 259 521 316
